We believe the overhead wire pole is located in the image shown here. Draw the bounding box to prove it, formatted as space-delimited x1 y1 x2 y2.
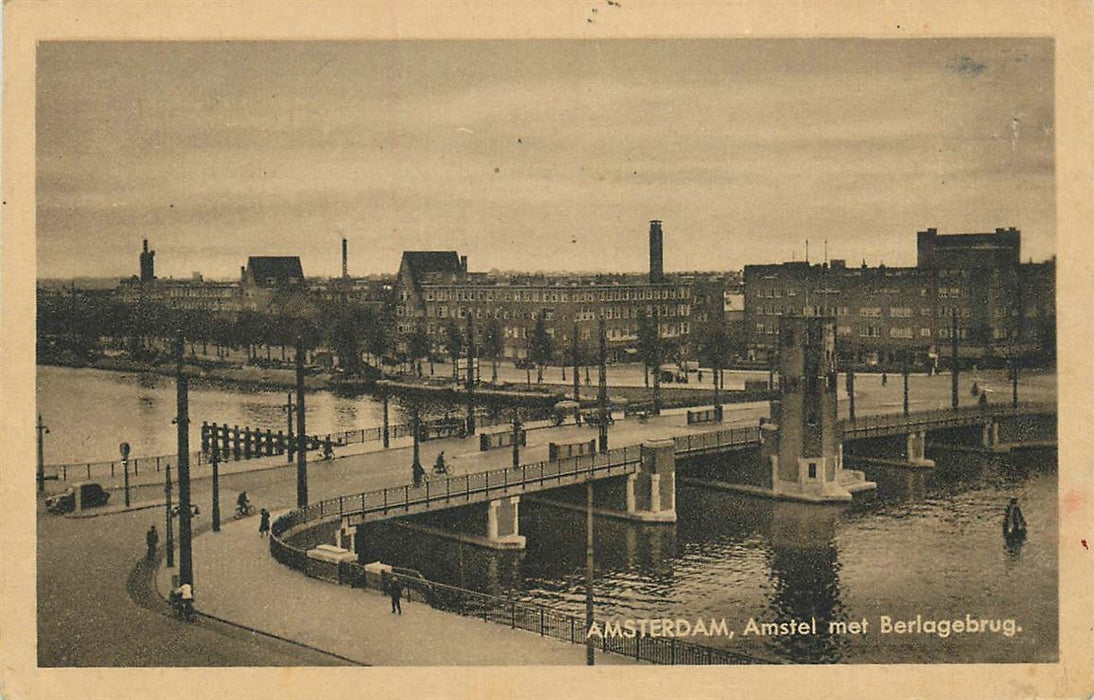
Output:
36 415 50 496
295 332 308 508
585 476 595 666
597 316 608 454
951 311 959 410
175 334 194 588
285 392 295 463
466 312 476 435
572 321 580 403
165 464 174 568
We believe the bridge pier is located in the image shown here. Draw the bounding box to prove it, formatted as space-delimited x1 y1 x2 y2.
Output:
623 439 677 523
485 496 526 549
905 431 936 468
982 420 1000 449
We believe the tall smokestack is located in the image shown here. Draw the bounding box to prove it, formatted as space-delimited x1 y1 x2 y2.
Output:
139 239 155 283
649 220 664 283
342 238 348 279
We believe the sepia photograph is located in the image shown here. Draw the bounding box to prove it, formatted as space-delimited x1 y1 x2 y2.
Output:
4 2 1093 699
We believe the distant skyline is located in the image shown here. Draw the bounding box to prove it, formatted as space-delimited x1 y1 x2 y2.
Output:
37 39 1054 280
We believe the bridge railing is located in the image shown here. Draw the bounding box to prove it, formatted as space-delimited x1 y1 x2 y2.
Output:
269 513 764 665
292 443 645 528
675 426 762 455
840 402 1056 438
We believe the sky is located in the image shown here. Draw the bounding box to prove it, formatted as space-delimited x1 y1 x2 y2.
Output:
36 39 1054 280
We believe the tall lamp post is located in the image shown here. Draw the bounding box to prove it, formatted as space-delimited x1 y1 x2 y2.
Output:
175 335 194 589
585 477 595 666
164 464 174 568
295 333 308 509
36 415 50 496
211 450 221 532
597 316 608 454
950 312 960 410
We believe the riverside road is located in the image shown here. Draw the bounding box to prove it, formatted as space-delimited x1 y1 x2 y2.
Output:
36 368 1055 666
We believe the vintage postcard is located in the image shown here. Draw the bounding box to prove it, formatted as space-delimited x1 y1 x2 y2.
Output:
2 1 1092 699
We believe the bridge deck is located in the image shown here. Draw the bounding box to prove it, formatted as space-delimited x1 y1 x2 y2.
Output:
276 402 1057 535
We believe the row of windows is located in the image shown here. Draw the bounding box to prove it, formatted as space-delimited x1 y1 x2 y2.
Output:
755 305 935 318
423 286 690 304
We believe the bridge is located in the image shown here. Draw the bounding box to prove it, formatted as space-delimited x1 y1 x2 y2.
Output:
272 401 1055 555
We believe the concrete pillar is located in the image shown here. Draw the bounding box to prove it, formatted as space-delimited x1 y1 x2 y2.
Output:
982 421 1000 448
335 520 357 554
905 430 936 467
485 496 526 549
624 439 676 522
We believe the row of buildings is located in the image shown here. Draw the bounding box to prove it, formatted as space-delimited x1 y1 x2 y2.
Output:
68 221 1054 368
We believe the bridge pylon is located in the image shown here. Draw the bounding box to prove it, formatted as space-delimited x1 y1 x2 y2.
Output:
762 315 874 502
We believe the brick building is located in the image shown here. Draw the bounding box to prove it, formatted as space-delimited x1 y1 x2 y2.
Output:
392 222 693 361
744 228 1055 368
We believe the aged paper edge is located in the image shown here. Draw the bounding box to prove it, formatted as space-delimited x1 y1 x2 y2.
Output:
2 1 1092 699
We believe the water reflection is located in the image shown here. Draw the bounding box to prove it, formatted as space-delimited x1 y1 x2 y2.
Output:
763 502 845 662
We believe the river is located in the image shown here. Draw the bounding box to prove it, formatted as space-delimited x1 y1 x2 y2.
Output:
368 449 1058 665
36 365 389 464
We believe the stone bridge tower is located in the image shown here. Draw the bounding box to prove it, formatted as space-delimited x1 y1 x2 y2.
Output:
762 315 858 501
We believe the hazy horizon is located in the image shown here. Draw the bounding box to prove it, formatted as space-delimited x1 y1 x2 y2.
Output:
37 39 1054 280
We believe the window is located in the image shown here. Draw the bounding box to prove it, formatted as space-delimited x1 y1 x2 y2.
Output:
808 462 817 479
890 307 913 318
920 327 931 337
859 307 882 317
889 327 913 339
837 325 852 336
861 325 882 337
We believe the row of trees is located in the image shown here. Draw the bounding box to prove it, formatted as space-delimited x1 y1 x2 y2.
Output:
39 290 746 384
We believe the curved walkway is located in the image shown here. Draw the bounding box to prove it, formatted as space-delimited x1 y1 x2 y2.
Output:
155 515 638 666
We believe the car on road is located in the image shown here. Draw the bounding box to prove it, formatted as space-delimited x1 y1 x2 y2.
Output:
45 481 111 514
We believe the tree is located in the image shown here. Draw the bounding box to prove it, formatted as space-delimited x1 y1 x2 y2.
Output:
444 320 464 381
406 324 430 378
529 315 554 383
482 318 504 383
636 308 658 387
698 322 733 418
365 308 393 370
636 308 662 413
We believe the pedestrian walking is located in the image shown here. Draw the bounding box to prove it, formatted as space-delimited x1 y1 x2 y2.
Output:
258 508 270 537
389 575 403 614
145 525 159 562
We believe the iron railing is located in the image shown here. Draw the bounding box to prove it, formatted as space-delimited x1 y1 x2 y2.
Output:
292 444 645 528
839 402 1055 439
269 512 764 665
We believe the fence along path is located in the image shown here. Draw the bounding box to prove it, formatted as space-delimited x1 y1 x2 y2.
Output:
43 408 523 484
270 480 767 666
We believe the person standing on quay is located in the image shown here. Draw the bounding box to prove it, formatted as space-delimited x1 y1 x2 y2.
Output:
258 508 270 537
388 575 403 614
145 525 159 562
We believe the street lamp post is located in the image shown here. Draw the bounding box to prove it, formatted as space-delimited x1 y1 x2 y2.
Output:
211 450 221 532
285 392 295 463
585 478 595 666
295 333 308 509
175 335 194 589
597 316 608 454
511 408 522 469
165 464 174 568
902 354 910 417
951 311 960 410
36 415 50 496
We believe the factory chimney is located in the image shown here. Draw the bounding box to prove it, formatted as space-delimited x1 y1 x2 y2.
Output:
139 239 156 283
649 220 664 283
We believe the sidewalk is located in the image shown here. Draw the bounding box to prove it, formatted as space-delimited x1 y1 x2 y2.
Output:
156 516 639 666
